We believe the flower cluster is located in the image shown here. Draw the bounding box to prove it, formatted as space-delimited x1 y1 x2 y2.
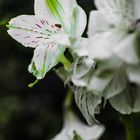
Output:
69 0 140 124
7 0 140 133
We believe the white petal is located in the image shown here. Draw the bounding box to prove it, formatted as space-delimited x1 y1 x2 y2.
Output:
113 34 139 64
71 4 87 36
97 56 123 71
134 0 140 20
126 65 140 85
95 0 134 26
104 68 127 99
72 38 89 57
109 89 133 114
88 75 112 93
35 0 85 33
34 0 51 18
73 57 95 79
53 33 70 46
35 0 73 22
88 30 126 60
52 111 105 140
87 11 112 37
110 86 140 114
68 117 104 140
52 131 70 140
71 56 95 87
71 76 89 87
29 43 65 79
8 15 64 48
75 88 102 125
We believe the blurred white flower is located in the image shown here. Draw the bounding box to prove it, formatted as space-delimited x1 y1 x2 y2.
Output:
87 0 140 114
7 0 87 79
68 0 140 124
51 110 105 140
87 0 140 64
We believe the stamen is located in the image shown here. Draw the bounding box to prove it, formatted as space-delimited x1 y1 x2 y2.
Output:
55 24 62 29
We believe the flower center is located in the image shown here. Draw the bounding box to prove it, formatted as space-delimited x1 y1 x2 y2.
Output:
129 19 140 33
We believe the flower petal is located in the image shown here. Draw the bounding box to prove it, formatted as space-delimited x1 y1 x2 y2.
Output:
35 0 87 35
7 15 63 48
71 77 88 87
52 132 69 140
74 88 102 125
52 110 105 140
71 3 87 36
109 89 133 114
72 38 89 57
29 43 65 79
134 0 140 20
35 0 72 22
104 68 127 99
88 30 126 60
34 0 51 18
126 65 140 85
88 75 112 93
110 86 140 114
87 11 112 37
71 56 95 87
73 57 95 79
95 0 133 26
113 34 139 64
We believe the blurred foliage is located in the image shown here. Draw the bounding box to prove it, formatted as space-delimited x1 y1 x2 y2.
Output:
0 0 140 140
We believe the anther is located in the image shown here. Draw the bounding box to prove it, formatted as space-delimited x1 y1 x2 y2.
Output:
55 24 62 29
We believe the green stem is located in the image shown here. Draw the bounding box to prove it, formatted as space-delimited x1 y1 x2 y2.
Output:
63 89 73 110
120 114 136 140
59 54 71 72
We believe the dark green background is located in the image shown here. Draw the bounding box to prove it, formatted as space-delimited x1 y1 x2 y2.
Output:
0 0 140 140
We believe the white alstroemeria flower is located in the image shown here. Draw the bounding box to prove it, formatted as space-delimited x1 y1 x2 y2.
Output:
87 0 140 64
7 0 87 79
63 0 140 124
51 110 105 140
84 0 140 116
56 38 123 124
71 56 127 124
54 0 140 124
